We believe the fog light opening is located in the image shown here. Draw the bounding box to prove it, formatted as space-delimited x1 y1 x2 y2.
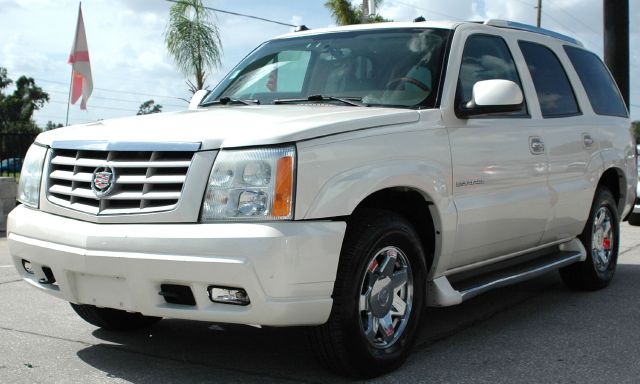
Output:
207 286 250 306
22 259 34 274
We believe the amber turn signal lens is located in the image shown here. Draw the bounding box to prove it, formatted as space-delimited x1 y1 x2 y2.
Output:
273 156 293 217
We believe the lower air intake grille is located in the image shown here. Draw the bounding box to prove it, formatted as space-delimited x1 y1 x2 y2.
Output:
47 149 194 215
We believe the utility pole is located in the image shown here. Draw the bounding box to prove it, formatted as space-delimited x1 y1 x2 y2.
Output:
603 0 629 108
362 0 369 23
535 0 542 27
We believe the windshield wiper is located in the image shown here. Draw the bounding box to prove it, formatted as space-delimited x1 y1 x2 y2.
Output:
274 95 369 107
201 97 260 107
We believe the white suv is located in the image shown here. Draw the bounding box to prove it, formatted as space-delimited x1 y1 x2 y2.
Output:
8 20 635 378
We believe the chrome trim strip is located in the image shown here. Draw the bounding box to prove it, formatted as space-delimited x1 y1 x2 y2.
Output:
51 141 201 152
459 251 582 302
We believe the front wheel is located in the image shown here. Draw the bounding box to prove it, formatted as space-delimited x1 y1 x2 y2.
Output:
560 187 619 290
311 209 427 378
70 303 162 331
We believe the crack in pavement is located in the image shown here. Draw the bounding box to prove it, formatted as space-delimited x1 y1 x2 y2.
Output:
0 279 21 285
0 326 320 384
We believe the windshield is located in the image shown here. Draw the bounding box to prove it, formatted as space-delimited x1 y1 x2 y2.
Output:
204 28 451 108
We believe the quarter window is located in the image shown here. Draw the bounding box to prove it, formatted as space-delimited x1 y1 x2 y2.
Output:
518 41 580 118
564 46 628 117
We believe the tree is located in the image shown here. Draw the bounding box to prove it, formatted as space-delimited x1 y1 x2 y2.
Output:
45 121 64 131
165 0 223 94
0 67 48 134
137 100 163 115
0 68 12 90
325 0 388 26
632 121 640 142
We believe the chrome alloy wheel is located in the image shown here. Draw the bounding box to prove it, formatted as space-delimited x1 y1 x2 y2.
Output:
592 206 614 272
359 246 413 349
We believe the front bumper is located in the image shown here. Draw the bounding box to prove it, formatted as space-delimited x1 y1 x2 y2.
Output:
8 205 346 326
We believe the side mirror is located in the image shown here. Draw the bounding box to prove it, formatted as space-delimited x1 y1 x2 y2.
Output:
458 79 524 117
189 89 209 111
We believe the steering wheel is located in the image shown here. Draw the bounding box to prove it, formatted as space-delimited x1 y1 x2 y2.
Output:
385 77 431 93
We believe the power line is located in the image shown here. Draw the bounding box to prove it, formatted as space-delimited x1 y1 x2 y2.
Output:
49 100 138 113
35 113 93 124
553 6 600 36
541 10 602 49
166 0 298 28
30 77 188 102
45 89 186 108
392 0 464 21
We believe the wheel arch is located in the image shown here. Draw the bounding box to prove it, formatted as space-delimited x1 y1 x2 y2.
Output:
350 187 440 273
597 166 627 215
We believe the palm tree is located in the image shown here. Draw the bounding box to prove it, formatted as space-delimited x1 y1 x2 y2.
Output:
165 0 223 93
324 0 387 26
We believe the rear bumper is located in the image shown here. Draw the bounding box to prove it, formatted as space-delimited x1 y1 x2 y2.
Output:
8 205 346 326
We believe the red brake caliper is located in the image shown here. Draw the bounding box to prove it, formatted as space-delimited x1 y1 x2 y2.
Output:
603 238 611 251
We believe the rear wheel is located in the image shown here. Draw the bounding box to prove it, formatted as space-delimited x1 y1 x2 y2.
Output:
311 209 427 378
560 187 619 290
70 303 161 331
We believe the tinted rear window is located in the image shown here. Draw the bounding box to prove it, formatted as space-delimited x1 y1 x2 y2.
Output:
518 41 579 118
564 46 628 117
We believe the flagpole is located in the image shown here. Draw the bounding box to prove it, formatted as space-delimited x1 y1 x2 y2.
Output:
65 66 73 126
66 2 81 126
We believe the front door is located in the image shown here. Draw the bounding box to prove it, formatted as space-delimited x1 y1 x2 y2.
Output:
445 33 550 269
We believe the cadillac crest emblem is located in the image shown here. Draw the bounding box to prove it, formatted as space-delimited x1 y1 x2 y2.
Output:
91 166 116 198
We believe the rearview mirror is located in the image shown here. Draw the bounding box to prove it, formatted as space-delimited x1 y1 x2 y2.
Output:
189 89 209 111
458 79 524 117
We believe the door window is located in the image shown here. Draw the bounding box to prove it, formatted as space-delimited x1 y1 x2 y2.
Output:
456 34 527 117
518 41 580 118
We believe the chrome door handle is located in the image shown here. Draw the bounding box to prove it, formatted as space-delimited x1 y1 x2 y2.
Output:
583 134 594 148
529 136 545 155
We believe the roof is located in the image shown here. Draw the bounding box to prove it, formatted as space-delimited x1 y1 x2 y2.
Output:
273 20 582 47
274 21 463 39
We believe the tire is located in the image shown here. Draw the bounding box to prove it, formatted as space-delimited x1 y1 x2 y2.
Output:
70 303 162 331
628 212 640 226
310 209 427 378
559 187 619 290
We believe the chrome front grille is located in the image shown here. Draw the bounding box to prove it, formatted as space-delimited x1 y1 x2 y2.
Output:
47 149 195 215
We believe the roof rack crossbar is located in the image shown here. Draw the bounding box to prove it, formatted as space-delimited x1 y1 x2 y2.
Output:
484 19 583 47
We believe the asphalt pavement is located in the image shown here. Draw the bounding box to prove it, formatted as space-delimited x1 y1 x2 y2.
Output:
1 225 640 383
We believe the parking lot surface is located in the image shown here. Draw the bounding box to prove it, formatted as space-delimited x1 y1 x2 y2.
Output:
1 224 640 383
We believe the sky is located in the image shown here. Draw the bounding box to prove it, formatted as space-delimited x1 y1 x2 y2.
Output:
0 0 638 127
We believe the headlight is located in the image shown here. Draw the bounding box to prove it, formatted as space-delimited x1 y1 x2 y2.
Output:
201 146 295 221
17 144 47 208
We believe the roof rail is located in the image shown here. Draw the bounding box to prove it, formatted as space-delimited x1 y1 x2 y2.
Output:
484 19 583 47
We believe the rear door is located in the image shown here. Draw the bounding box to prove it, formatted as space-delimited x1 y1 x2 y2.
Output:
517 40 596 242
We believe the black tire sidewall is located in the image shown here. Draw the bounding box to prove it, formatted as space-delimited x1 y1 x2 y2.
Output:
581 188 620 282
338 215 426 374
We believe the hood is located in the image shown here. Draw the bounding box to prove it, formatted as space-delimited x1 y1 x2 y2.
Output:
36 105 420 150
